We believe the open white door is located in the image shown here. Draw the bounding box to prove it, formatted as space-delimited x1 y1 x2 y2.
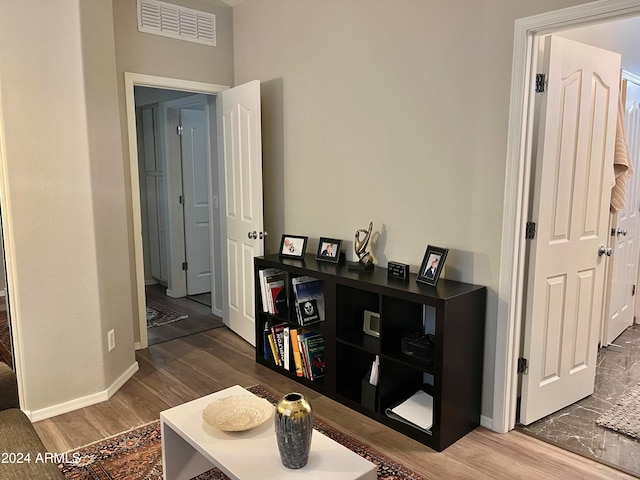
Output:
520 36 620 425
219 80 263 346
607 75 640 344
181 108 212 295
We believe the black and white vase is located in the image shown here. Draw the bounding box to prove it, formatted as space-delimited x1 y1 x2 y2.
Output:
274 392 313 469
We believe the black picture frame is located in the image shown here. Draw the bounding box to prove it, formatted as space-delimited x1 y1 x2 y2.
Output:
316 237 342 263
279 234 308 259
417 245 448 286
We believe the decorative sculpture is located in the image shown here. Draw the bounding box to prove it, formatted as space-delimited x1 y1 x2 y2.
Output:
353 221 374 270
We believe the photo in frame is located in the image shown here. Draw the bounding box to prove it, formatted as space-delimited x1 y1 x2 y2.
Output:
363 310 381 338
316 237 342 263
417 245 448 286
279 234 308 259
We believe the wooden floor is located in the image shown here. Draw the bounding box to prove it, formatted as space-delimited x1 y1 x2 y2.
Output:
34 327 635 480
146 284 223 346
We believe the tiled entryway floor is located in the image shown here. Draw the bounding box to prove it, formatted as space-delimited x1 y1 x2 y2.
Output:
518 325 640 476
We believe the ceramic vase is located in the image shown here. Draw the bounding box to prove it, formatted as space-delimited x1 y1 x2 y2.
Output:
274 392 313 469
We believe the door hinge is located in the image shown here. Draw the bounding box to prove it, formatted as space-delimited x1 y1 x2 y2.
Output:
633 284 636 296
525 221 536 240
177 125 184 136
517 357 529 375
182 262 188 271
535 73 547 93
179 195 185 205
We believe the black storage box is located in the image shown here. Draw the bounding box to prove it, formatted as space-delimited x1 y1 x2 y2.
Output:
401 332 434 361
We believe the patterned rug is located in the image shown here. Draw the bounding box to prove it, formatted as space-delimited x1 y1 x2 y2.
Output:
146 300 188 328
596 382 640 440
59 385 426 480
0 309 12 368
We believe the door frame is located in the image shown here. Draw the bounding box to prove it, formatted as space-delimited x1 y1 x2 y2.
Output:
124 73 228 349
495 0 640 433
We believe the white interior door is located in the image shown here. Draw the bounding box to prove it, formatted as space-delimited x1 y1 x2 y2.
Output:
520 35 620 425
181 108 212 295
219 80 263 346
607 76 640 344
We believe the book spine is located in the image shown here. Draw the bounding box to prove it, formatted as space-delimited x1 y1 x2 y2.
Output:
296 332 310 378
283 327 290 371
267 333 280 366
299 335 312 379
290 329 304 377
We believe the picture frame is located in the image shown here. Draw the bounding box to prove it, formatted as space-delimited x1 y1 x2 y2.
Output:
279 234 308 259
316 237 342 263
363 310 381 338
417 245 448 286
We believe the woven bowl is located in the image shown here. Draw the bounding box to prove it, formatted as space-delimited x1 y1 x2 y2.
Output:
203 395 274 431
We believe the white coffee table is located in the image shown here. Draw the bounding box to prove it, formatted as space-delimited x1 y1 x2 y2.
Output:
160 385 377 480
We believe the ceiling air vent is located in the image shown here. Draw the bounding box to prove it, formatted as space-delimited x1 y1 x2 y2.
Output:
137 0 216 46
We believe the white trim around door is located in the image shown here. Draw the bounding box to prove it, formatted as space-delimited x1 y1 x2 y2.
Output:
495 0 640 434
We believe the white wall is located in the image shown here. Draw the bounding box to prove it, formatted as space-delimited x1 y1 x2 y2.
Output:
557 16 640 76
0 0 136 414
232 0 595 421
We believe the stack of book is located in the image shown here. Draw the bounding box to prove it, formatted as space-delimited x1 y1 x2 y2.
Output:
294 329 325 380
258 268 288 316
263 323 325 381
291 276 325 325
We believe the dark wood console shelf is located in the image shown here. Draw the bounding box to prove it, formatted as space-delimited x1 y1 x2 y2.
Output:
254 254 486 451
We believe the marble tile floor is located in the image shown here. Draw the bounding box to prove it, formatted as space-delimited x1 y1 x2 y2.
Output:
518 325 640 477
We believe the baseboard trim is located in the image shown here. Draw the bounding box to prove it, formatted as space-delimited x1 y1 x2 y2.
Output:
106 362 139 398
480 414 493 430
134 341 143 350
26 361 139 422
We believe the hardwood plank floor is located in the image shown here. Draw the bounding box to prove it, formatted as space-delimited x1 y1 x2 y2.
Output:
34 327 635 479
145 284 223 346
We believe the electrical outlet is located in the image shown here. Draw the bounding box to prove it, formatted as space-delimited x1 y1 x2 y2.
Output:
108 329 115 352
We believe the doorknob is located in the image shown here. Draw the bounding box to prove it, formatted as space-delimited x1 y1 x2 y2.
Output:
598 245 612 257
259 231 268 240
248 231 258 239
617 228 628 236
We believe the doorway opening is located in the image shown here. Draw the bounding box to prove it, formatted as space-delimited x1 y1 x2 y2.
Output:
498 2 640 476
124 73 229 350
125 74 265 350
516 52 640 476
133 86 223 346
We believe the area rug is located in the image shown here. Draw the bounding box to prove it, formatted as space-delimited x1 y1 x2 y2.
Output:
146 300 188 328
596 382 640 440
0 309 12 368
59 385 426 480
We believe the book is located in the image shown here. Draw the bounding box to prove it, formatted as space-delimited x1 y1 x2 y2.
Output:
289 329 304 377
265 272 288 314
258 268 282 313
385 389 433 433
271 281 288 316
267 332 280 366
303 333 325 380
291 276 325 325
296 329 312 378
271 323 286 365
283 326 290 371
263 323 271 362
